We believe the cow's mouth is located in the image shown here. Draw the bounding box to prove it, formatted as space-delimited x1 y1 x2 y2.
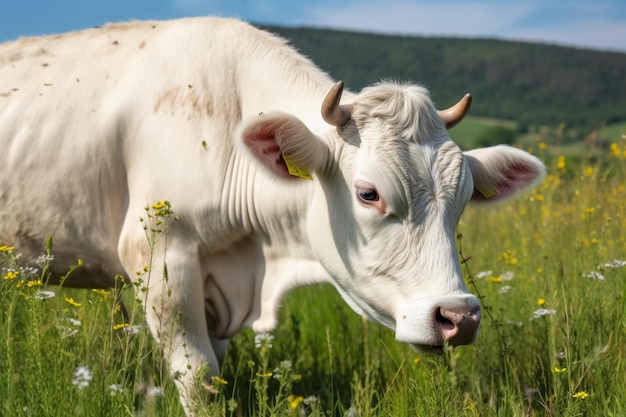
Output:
408 343 444 354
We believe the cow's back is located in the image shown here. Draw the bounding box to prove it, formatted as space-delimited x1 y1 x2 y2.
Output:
0 18 257 284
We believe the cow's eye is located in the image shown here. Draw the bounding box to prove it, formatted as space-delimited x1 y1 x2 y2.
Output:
357 187 379 202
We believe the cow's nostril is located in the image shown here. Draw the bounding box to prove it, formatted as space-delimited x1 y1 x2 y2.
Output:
435 308 455 331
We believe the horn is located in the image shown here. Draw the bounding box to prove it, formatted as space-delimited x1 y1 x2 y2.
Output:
321 81 352 127
438 93 472 129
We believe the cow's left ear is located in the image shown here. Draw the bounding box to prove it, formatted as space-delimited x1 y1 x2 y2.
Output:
238 112 331 180
464 145 546 203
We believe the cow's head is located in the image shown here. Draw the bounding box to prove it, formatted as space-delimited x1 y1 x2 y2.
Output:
239 81 545 350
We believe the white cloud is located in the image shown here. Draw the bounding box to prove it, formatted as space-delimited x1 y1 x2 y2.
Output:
305 1 537 37
303 0 626 51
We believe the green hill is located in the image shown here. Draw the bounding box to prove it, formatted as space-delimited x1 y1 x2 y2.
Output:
263 25 626 136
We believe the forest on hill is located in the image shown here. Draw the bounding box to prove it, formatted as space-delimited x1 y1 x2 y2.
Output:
263 25 626 135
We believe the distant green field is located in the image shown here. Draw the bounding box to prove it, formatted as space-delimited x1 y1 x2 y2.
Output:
450 116 518 149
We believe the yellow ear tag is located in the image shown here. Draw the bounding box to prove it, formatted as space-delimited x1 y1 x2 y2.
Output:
476 185 496 198
282 153 313 180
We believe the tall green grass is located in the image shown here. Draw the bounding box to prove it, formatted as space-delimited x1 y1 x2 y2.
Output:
1 140 625 416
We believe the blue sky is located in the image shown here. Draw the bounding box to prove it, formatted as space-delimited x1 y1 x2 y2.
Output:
1 0 625 52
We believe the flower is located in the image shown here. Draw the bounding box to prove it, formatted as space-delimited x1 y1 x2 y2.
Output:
602 259 626 268
0 245 14 252
66 318 82 327
35 254 54 265
254 333 274 349
537 298 545 306
552 367 567 373
65 297 82 307
34 290 56 300
475 270 493 279
532 308 556 319
146 386 163 400
582 271 605 281
92 289 110 297
573 391 589 399
123 325 143 336
113 323 129 331
3 270 19 280
288 395 304 410
72 366 93 390
108 384 125 395
500 271 515 281
499 285 512 294
212 376 228 385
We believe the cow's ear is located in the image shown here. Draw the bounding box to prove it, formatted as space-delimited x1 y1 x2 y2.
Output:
464 145 546 203
239 112 331 180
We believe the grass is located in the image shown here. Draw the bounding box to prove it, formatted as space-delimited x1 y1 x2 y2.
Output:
1 139 626 416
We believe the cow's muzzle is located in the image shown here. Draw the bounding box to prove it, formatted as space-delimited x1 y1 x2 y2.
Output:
435 305 481 346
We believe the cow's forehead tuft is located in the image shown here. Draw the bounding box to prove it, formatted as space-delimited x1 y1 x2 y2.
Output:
351 82 447 145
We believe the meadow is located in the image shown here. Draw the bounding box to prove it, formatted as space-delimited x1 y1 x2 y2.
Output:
1 131 625 416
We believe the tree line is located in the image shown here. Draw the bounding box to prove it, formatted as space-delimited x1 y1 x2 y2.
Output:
264 25 626 133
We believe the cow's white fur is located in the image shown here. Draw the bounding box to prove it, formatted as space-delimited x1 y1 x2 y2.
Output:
0 17 545 415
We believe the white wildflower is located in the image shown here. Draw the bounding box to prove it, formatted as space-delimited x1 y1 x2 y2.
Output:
582 271 605 281
35 254 54 266
19 266 39 277
122 325 143 336
602 259 626 268
72 366 93 390
304 396 318 405
108 384 125 395
500 271 515 281
475 270 493 279
146 386 164 400
499 285 513 294
66 317 82 327
61 327 79 338
532 308 557 319
254 333 274 349
34 290 55 300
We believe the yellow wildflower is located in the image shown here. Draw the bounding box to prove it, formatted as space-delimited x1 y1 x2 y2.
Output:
26 280 42 287
0 245 15 252
552 367 567 373
288 395 304 410
573 391 589 399
3 270 19 280
152 201 167 210
212 376 228 385
113 323 129 330
610 143 621 157
65 297 82 307
92 289 110 297
413 357 421 365
255 372 272 378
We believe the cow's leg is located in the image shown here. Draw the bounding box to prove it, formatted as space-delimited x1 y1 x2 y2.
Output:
139 248 219 416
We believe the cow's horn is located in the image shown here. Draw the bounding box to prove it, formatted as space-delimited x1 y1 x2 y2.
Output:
322 81 352 127
438 93 472 129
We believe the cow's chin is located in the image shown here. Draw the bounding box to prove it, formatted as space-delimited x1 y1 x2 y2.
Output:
408 343 445 354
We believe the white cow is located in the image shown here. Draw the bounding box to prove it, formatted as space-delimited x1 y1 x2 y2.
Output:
0 17 545 414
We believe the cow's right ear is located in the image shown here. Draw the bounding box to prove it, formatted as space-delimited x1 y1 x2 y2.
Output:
238 112 331 180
